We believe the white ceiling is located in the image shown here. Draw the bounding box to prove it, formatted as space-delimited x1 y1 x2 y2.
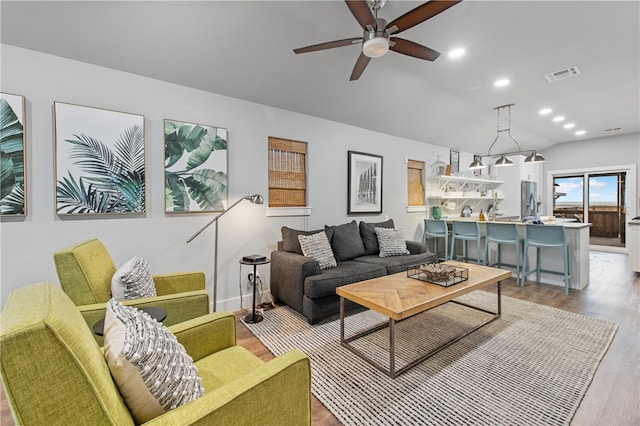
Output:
2 1 639 156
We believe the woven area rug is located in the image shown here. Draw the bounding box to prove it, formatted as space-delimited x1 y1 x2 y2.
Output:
245 291 617 426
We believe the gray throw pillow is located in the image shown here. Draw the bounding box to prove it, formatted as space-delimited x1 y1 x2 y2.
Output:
325 220 366 261
359 219 395 255
281 226 333 255
298 231 337 270
375 227 410 257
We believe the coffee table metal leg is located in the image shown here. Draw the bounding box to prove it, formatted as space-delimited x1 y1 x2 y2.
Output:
340 296 345 342
389 318 396 378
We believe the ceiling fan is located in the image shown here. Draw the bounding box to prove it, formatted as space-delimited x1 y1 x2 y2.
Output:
293 0 462 81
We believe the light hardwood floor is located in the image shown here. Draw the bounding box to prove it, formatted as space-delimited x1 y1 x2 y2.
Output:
1 251 638 425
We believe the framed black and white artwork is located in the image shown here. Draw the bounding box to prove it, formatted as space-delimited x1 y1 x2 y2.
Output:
348 150 382 214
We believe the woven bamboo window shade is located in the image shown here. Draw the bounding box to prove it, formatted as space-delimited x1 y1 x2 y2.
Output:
407 159 425 206
268 137 307 207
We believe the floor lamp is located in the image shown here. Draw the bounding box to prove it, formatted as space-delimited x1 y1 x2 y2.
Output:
186 194 264 312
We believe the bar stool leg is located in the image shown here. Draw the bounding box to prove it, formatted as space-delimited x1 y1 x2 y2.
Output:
536 247 541 283
484 239 490 268
444 236 448 261
450 236 456 261
564 245 570 295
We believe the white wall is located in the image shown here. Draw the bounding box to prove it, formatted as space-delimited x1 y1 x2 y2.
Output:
0 45 457 308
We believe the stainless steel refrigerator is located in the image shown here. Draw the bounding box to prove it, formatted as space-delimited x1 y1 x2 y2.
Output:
521 180 538 218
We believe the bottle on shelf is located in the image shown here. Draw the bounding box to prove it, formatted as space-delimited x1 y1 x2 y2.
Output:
479 209 486 221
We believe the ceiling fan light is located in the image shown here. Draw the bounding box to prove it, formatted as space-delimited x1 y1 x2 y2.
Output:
469 158 486 170
494 154 514 167
363 36 389 58
524 151 546 163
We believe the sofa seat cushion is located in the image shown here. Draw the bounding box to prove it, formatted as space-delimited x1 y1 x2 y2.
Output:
196 346 264 391
304 261 386 299
354 253 438 275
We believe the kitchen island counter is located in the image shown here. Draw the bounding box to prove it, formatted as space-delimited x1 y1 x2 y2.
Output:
440 218 591 291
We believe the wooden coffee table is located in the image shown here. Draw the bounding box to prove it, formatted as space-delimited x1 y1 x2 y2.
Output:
336 260 510 378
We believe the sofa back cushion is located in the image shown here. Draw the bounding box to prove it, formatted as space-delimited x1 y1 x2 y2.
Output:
325 220 366 261
0 283 134 425
281 226 333 255
359 219 395 255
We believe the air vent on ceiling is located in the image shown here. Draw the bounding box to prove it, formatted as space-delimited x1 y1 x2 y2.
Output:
545 66 581 83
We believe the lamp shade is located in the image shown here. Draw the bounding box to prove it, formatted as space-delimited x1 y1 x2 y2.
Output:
469 158 486 170
246 194 264 204
494 154 514 167
524 151 546 163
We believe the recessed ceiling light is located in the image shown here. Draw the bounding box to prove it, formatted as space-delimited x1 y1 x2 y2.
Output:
539 108 553 115
575 130 586 136
494 78 510 88
563 123 575 129
552 116 565 123
448 48 466 59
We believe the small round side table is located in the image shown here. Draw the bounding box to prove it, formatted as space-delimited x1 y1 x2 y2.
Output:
239 257 270 324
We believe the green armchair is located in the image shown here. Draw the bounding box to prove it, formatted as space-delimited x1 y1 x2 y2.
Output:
54 239 209 343
0 282 312 425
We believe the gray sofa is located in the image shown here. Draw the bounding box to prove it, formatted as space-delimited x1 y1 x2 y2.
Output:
270 219 437 324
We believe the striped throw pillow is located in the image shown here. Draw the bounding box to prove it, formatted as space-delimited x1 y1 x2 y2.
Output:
375 227 410 257
298 231 338 270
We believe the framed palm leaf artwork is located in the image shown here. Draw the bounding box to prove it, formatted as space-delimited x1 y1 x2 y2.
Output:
0 92 26 216
54 101 145 215
164 119 227 213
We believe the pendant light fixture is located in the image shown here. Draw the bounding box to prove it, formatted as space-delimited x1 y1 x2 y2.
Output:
469 103 546 170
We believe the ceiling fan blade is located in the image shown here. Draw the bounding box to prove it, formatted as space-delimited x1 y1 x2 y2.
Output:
390 37 441 61
386 0 462 34
350 52 371 81
345 0 376 30
293 37 363 54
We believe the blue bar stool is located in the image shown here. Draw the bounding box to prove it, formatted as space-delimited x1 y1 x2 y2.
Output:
484 222 522 285
450 221 483 264
522 224 571 295
423 219 449 261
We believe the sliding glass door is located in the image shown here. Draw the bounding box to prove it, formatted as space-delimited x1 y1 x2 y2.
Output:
553 171 627 248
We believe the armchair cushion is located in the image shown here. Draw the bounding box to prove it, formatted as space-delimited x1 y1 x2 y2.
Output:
111 255 157 300
104 299 204 423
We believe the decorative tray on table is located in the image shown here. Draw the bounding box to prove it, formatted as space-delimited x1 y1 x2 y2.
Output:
407 262 469 287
